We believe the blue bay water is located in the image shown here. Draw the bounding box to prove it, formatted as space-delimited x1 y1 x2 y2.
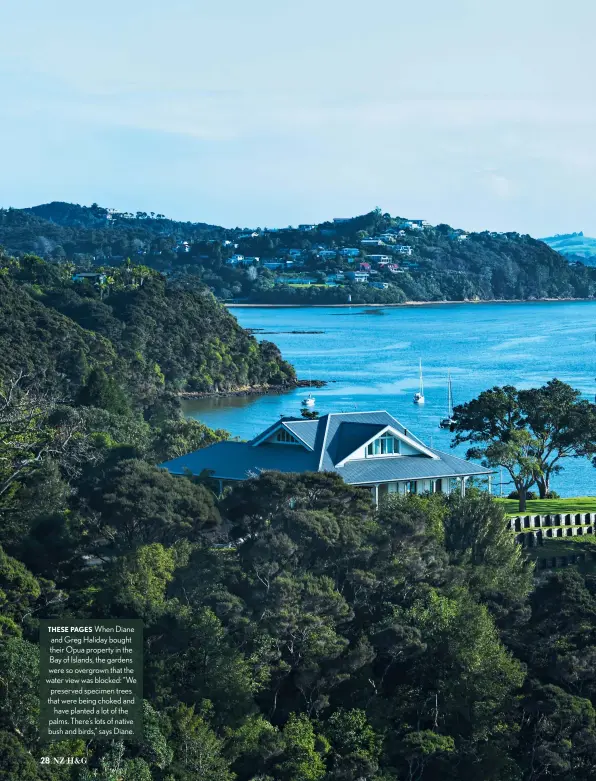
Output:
183 302 596 497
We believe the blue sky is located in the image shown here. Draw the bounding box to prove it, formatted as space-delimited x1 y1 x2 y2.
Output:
0 0 594 234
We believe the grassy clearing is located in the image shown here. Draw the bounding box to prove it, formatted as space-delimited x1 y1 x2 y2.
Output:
496 497 596 518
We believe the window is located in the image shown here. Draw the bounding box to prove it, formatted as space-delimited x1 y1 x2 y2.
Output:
406 480 417 494
366 434 400 456
275 429 299 444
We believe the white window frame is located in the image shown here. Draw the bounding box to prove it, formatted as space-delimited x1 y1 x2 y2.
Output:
366 434 401 457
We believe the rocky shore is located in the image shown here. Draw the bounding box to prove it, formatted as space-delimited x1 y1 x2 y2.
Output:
178 378 327 400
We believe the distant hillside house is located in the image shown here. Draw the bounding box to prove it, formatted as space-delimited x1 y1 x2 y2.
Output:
369 281 389 290
395 245 413 255
72 272 107 284
160 411 492 504
319 250 338 259
366 254 391 263
339 248 360 257
333 217 351 223
298 224 316 231
345 271 369 282
361 239 385 247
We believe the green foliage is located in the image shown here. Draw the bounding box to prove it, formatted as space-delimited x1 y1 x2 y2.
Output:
164 704 234 780
79 458 221 554
276 713 328 781
0 546 42 635
0 730 41 780
452 380 596 508
0 252 295 403
76 368 130 415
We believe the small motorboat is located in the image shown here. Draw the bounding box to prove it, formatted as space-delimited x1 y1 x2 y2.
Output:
302 394 316 407
413 359 425 404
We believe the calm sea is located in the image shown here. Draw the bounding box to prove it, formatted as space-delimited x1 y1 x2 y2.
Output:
183 302 596 497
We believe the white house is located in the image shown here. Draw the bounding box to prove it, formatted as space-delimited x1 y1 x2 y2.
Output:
345 271 369 282
339 248 361 257
160 411 493 504
395 245 413 255
365 254 391 263
361 239 385 247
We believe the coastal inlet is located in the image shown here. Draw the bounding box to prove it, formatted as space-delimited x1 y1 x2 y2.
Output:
182 301 596 497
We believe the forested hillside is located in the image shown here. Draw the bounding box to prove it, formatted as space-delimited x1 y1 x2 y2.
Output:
0 251 295 400
1 203 594 304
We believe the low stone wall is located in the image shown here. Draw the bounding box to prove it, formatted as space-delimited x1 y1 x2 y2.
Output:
507 512 596 532
535 551 595 570
515 525 595 547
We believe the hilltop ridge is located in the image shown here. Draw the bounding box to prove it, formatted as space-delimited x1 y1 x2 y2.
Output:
1 203 595 304
540 231 596 266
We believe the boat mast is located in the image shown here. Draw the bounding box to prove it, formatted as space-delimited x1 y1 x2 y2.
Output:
419 359 424 396
447 370 452 417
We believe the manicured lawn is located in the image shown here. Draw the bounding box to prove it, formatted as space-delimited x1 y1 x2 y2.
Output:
496 496 596 518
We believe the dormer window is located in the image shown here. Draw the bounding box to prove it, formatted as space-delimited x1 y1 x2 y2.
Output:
367 434 400 456
275 429 300 444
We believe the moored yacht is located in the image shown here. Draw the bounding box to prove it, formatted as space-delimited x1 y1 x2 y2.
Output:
439 370 456 429
413 359 425 404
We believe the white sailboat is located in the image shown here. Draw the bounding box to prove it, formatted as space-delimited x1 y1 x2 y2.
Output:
413 359 425 404
439 370 455 428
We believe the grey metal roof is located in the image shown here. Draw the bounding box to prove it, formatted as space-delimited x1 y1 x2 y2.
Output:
281 419 319 450
318 411 409 470
161 441 318 480
160 411 491 485
337 448 492 485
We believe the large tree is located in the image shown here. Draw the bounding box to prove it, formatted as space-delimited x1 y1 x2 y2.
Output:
451 380 596 510
518 379 596 498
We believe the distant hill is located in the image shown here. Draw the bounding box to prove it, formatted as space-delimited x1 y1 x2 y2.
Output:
540 232 596 266
1 203 595 303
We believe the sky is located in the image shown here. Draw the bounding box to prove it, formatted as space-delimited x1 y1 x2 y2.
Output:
0 0 594 235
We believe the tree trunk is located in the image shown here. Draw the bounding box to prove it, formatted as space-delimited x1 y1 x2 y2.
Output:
536 474 549 499
518 486 527 513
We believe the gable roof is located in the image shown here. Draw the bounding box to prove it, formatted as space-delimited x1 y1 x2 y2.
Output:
159 411 493 483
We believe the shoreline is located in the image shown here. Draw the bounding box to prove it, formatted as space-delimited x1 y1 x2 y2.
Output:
227 297 596 308
178 378 326 400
